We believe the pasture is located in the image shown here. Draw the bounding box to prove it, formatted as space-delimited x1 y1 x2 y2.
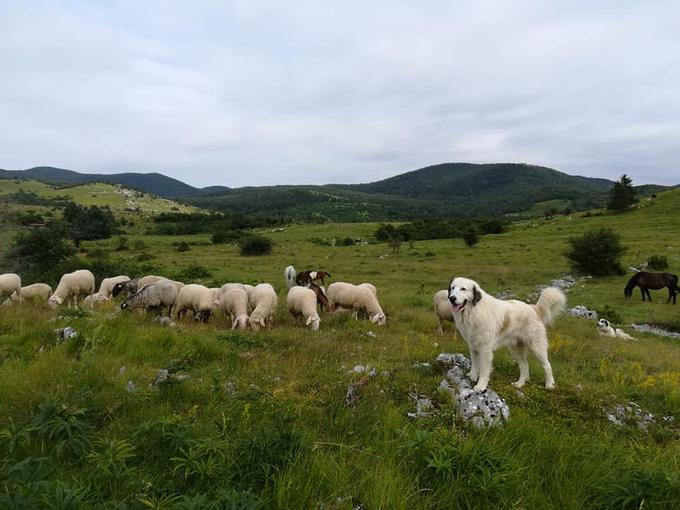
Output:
0 189 679 508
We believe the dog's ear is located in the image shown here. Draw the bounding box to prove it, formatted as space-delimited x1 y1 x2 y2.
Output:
472 285 483 305
448 275 456 296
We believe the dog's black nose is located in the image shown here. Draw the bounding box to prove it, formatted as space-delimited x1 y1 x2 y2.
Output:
448 296 457 305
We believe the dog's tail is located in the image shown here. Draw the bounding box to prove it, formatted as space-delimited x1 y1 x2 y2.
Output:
532 287 566 328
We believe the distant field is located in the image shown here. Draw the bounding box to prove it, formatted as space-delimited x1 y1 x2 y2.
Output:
0 188 679 507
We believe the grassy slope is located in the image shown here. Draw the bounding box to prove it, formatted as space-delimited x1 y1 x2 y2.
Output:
0 191 679 508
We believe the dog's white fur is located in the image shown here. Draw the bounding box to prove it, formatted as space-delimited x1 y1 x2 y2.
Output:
597 318 635 340
448 277 566 391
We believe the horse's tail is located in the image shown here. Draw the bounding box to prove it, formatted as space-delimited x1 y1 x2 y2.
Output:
533 287 566 328
624 272 640 299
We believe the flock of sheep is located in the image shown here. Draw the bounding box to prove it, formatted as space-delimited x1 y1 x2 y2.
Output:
0 266 396 333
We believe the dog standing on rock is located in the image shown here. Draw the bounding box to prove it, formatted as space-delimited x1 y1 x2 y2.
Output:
448 276 566 391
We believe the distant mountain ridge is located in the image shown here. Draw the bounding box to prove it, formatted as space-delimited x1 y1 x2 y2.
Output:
0 166 206 198
1 163 673 221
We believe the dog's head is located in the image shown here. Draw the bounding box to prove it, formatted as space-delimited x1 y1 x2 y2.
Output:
448 276 483 313
597 318 610 329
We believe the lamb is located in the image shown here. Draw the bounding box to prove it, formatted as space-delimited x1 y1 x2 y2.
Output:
83 293 110 307
287 286 321 331
327 282 386 325
4 283 52 305
284 265 297 289
248 283 278 331
597 318 635 340
214 283 252 306
175 284 214 323
433 289 454 335
111 275 166 298
218 287 250 330
98 275 131 298
48 270 95 308
0 273 21 304
121 281 178 317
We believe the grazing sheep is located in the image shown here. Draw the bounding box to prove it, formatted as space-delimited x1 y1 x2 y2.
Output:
218 287 250 330
0 273 22 304
284 265 297 289
48 270 95 308
597 318 635 340
111 278 140 298
83 293 110 307
433 289 454 335
175 284 214 323
121 281 178 317
4 283 52 305
98 275 131 298
214 283 250 306
248 283 278 331
358 282 377 297
327 282 386 325
287 286 321 331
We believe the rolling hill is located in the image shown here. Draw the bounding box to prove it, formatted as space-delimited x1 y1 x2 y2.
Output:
2 163 673 221
0 166 205 198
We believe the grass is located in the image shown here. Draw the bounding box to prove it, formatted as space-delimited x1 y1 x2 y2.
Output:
0 190 679 508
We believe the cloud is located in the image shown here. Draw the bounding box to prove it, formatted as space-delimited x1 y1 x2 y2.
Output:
0 0 678 186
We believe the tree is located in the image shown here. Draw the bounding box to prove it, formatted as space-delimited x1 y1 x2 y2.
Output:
8 223 75 279
62 202 116 247
240 236 273 256
463 228 479 248
607 174 637 212
566 228 626 276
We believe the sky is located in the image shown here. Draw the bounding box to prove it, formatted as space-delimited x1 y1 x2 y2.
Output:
1 1 679 188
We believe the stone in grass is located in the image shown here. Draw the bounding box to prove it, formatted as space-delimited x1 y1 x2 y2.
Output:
437 352 509 428
407 394 434 419
605 401 656 431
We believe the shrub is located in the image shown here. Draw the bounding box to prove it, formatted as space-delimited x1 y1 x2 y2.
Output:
595 305 623 325
647 255 669 271
566 228 626 276
212 230 249 245
463 228 479 248
240 236 273 256
114 236 129 251
173 263 212 281
177 241 190 252
340 237 356 246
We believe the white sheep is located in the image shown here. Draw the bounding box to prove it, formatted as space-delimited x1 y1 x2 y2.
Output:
98 275 131 298
0 273 22 304
248 283 278 331
214 283 250 306
327 282 386 325
287 286 321 331
83 293 110 307
433 289 454 335
121 281 178 317
48 270 95 308
218 287 250 330
4 282 52 305
358 282 377 297
284 265 297 289
175 284 214 322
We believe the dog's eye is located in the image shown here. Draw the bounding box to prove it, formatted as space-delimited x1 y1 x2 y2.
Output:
460 288 466 291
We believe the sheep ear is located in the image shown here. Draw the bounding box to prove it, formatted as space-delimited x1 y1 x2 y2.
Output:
472 286 483 305
305 316 312 325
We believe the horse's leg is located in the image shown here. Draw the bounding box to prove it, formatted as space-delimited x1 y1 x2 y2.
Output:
640 287 646 301
646 288 652 301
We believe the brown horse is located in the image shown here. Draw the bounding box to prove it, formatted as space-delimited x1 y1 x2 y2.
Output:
624 272 678 304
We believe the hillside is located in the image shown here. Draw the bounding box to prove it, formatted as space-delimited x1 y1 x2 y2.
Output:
0 188 679 507
186 163 623 220
0 166 204 198
3 163 674 221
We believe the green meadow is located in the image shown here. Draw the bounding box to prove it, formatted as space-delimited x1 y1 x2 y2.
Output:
0 187 679 508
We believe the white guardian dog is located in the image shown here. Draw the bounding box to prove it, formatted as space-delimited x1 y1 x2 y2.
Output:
448 276 566 391
597 318 635 340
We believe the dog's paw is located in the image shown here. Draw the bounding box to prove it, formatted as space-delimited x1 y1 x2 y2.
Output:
545 382 556 389
512 380 526 388
473 383 488 392
468 372 479 382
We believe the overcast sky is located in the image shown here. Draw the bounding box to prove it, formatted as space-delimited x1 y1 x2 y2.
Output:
1 1 678 188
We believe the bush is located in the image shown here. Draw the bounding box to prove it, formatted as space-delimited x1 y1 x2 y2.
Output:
463 228 479 248
595 305 623 325
566 228 626 276
647 255 669 271
340 237 356 246
114 236 129 251
177 241 190 252
212 230 249 245
173 263 212 281
240 236 273 256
